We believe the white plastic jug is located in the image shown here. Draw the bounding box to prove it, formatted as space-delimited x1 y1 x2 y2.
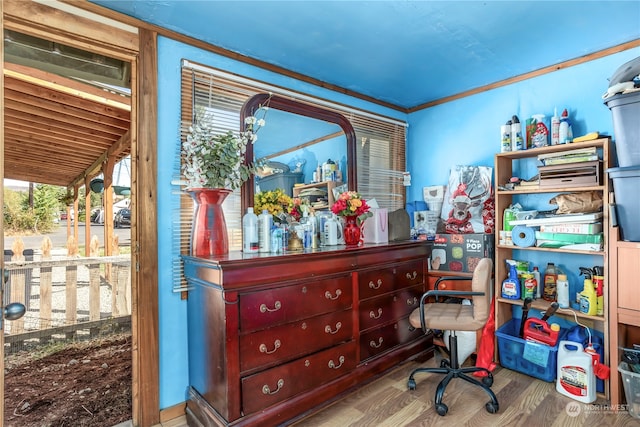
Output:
556 340 596 403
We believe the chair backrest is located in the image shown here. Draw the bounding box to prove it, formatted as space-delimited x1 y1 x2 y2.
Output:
470 258 493 323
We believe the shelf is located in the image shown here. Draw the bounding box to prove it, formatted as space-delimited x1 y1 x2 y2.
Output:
495 138 609 160
496 244 605 256
496 298 605 323
293 181 342 207
497 184 605 195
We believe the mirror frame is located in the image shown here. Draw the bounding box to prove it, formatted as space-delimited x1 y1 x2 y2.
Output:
240 93 357 212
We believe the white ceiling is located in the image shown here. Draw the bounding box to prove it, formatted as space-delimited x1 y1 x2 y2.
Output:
91 0 640 110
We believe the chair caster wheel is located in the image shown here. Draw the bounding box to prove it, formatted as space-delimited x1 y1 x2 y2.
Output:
435 403 448 416
482 375 493 387
407 378 416 390
485 401 499 414
440 359 450 368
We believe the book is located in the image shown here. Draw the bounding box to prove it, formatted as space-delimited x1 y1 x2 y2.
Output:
535 231 603 244
535 240 603 251
537 147 596 161
509 212 603 227
539 222 603 234
541 154 599 166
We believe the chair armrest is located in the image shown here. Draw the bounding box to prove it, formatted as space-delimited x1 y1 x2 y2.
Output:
417 290 485 333
433 275 473 301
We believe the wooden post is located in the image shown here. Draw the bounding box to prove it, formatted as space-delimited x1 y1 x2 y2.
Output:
84 176 92 253
39 237 53 334
9 239 25 335
65 236 78 339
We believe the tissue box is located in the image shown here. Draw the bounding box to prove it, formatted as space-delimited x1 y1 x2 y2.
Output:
428 233 494 273
362 208 388 243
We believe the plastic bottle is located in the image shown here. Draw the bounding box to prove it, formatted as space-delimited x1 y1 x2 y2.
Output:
300 211 312 250
270 224 283 253
309 211 319 249
557 341 596 403
551 107 560 145
242 207 259 253
543 262 558 301
511 115 524 151
559 109 573 144
580 275 597 316
501 263 521 300
501 121 512 153
593 266 604 316
532 266 542 299
258 209 272 253
557 274 570 308
521 273 536 300
324 214 339 246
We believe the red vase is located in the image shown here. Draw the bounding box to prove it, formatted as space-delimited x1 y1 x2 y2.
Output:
187 188 232 257
343 215 362 247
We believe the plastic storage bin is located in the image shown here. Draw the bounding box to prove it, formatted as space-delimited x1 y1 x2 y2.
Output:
496 318 566 382
605 91 640 167
618 362 640 419
257 172 303 196
607 166 640 242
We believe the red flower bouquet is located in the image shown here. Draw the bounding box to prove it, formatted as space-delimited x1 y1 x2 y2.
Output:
330 191 372 225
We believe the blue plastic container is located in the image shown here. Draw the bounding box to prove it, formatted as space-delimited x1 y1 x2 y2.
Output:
607 166 640 242
496 318 566 382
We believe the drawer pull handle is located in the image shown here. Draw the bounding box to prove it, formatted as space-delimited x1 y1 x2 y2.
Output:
262 379 284 395
259 339 281 355
260 301 282 313
328 355 345 369
370 308 383 319
370 337 383 348
369 279 382 290
325 322 342 335
407 297 418 306
406 271 417 280
325 289 342 300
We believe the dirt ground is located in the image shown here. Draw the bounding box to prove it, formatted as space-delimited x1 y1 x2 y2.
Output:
4 334 132 427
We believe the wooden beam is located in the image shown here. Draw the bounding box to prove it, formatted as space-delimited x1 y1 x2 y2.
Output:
4 62 131 110
135 27 161 427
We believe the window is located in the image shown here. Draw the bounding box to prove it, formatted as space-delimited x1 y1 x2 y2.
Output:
175 60 407 291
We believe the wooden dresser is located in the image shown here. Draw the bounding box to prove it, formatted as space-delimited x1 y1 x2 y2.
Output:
182 241 433 426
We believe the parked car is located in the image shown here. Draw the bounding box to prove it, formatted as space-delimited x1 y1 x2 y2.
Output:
114 208 131 228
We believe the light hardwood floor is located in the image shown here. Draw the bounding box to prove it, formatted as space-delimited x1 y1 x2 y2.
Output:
150 350 638 427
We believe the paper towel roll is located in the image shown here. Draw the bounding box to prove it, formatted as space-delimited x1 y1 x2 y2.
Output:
512 225 536 247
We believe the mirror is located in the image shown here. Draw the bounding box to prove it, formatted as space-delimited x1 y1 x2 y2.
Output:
240 94 357 213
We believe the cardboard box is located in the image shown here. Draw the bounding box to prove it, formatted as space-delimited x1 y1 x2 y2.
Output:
428 233 494 273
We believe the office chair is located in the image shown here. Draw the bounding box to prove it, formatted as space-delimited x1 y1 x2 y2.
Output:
407 258 499 416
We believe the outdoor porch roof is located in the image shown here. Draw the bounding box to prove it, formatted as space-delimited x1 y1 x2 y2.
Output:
3 62 131 189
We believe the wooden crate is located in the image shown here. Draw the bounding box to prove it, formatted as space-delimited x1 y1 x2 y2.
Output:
538 161 602 188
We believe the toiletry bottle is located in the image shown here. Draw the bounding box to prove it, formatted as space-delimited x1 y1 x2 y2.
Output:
511 115 524 151
543 262 558 301
593 266 604 316
557 274 570 308
242 207 259 253
324 215 338 246
551 108 560 145
270 224 283 253
258 209 272 253
501 263 521 300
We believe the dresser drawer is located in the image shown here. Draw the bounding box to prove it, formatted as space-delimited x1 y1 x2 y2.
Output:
359 284 423 331
394 259 424 289
241 341 357 415
358 268 395 300
239 274 352 332
359 316 423 361
239 309 353 373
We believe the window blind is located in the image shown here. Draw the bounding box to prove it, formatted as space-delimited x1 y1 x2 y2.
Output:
174 61 407 292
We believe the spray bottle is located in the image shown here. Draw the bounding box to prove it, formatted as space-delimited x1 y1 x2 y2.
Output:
579 267 597 316
593 266 604 316
501 263 521 300
551 107 560 145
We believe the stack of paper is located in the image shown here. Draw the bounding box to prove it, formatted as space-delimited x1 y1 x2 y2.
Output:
537 147 598 166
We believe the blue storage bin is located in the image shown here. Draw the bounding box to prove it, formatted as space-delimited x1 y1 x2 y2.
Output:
496 318 566 382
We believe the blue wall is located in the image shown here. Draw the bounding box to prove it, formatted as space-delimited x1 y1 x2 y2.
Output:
407 48 640 312
157 35 638 407
155 36 405 408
